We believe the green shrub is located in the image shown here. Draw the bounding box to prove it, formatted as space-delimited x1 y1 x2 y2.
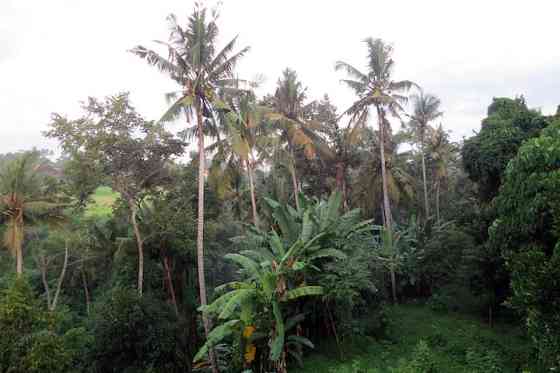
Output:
0 278 77 373
465 348 504 373
88 287 187 373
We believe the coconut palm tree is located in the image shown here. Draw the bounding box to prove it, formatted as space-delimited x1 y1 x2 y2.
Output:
0 152 63 276
131 5 249 371
266 69 332 210
336 38 416 235
407 91 443 220
427 125 456 221
298 95 362 208
352 128 414 224
209 89 269 228
336 38 415 303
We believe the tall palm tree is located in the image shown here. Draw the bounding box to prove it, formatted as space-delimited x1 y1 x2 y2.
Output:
209 89 268 228
336 38 415 303
266 69 331 210
352 128 414 221
336 38 416 235
0 152 63 276
131 5 249 371
297 95 362 208
407 91 442 220
427 124 456 221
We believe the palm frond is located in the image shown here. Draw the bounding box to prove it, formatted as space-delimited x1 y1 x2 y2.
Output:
129 46 180 77
334 61 368 83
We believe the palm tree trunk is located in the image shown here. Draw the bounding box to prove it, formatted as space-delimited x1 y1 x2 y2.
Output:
39 258 51 307
390 265 397 305
289 147 300 210
16 245 23 276
194 102 219 373
335 162 348 209
163 256 179 317
376 107 397 303
129 200 144 297
246 159 259 228
11 213 24 276
436 180 441 222
81 269 91 315
50 241 69 311
420 140 430 220
342 178 349 210
376 107 392 233
335 162 344 192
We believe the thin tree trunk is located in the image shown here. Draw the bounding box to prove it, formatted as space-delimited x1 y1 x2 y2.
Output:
129 201 144 296
420 139 430 220
50 242 69 311
163 256 179 317
335 162 348 209
194 103 219 373
326 301 343 360
342 178 349 211
390 265 397 305
81 269 90 315
289 146 300 210
436 180 441 222
16 245 23 276
376 107 397 303
12 214 24 276
39 258 51 308
246 159 259 228
376 107 392 232
335 162 344 192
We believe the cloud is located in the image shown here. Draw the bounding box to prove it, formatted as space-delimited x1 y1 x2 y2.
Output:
1 0 559 153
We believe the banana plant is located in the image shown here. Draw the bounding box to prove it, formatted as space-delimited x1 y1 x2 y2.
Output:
372 221 418 303
194 192 366 372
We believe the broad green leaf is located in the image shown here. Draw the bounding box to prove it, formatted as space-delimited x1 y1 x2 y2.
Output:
286 335 315 349
269 230 285 257
270 300 285 361
308 248 347 261
219 288 256 320
285 313 306 331
193 319 240 362
225 253 260 277
301 210 313 242
285 286 323 300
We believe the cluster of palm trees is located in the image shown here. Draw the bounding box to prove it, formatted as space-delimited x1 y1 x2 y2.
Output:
129 5 452 370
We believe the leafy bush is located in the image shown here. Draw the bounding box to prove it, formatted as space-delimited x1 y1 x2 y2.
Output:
385 340 437 373
426 284 485 314
491 121 560 369
465 348 504 373
88 287 187 373
0 278 77 373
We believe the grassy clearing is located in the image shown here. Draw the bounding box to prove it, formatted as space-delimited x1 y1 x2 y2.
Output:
296 303 534 372
85 186 119 217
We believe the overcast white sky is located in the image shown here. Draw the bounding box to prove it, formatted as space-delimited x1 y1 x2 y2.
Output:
1 0 559 154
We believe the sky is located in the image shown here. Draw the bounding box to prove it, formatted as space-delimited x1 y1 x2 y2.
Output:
1 0 559 155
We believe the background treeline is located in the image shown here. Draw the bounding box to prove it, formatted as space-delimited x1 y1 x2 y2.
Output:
1 3 559 373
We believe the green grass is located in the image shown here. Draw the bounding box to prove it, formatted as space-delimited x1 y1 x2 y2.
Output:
296 303 535 372
85 186 119 217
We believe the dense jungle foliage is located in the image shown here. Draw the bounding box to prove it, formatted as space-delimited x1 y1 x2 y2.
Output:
1 3 559 372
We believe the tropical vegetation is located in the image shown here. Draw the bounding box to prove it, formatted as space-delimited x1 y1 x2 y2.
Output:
1 3 559 373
